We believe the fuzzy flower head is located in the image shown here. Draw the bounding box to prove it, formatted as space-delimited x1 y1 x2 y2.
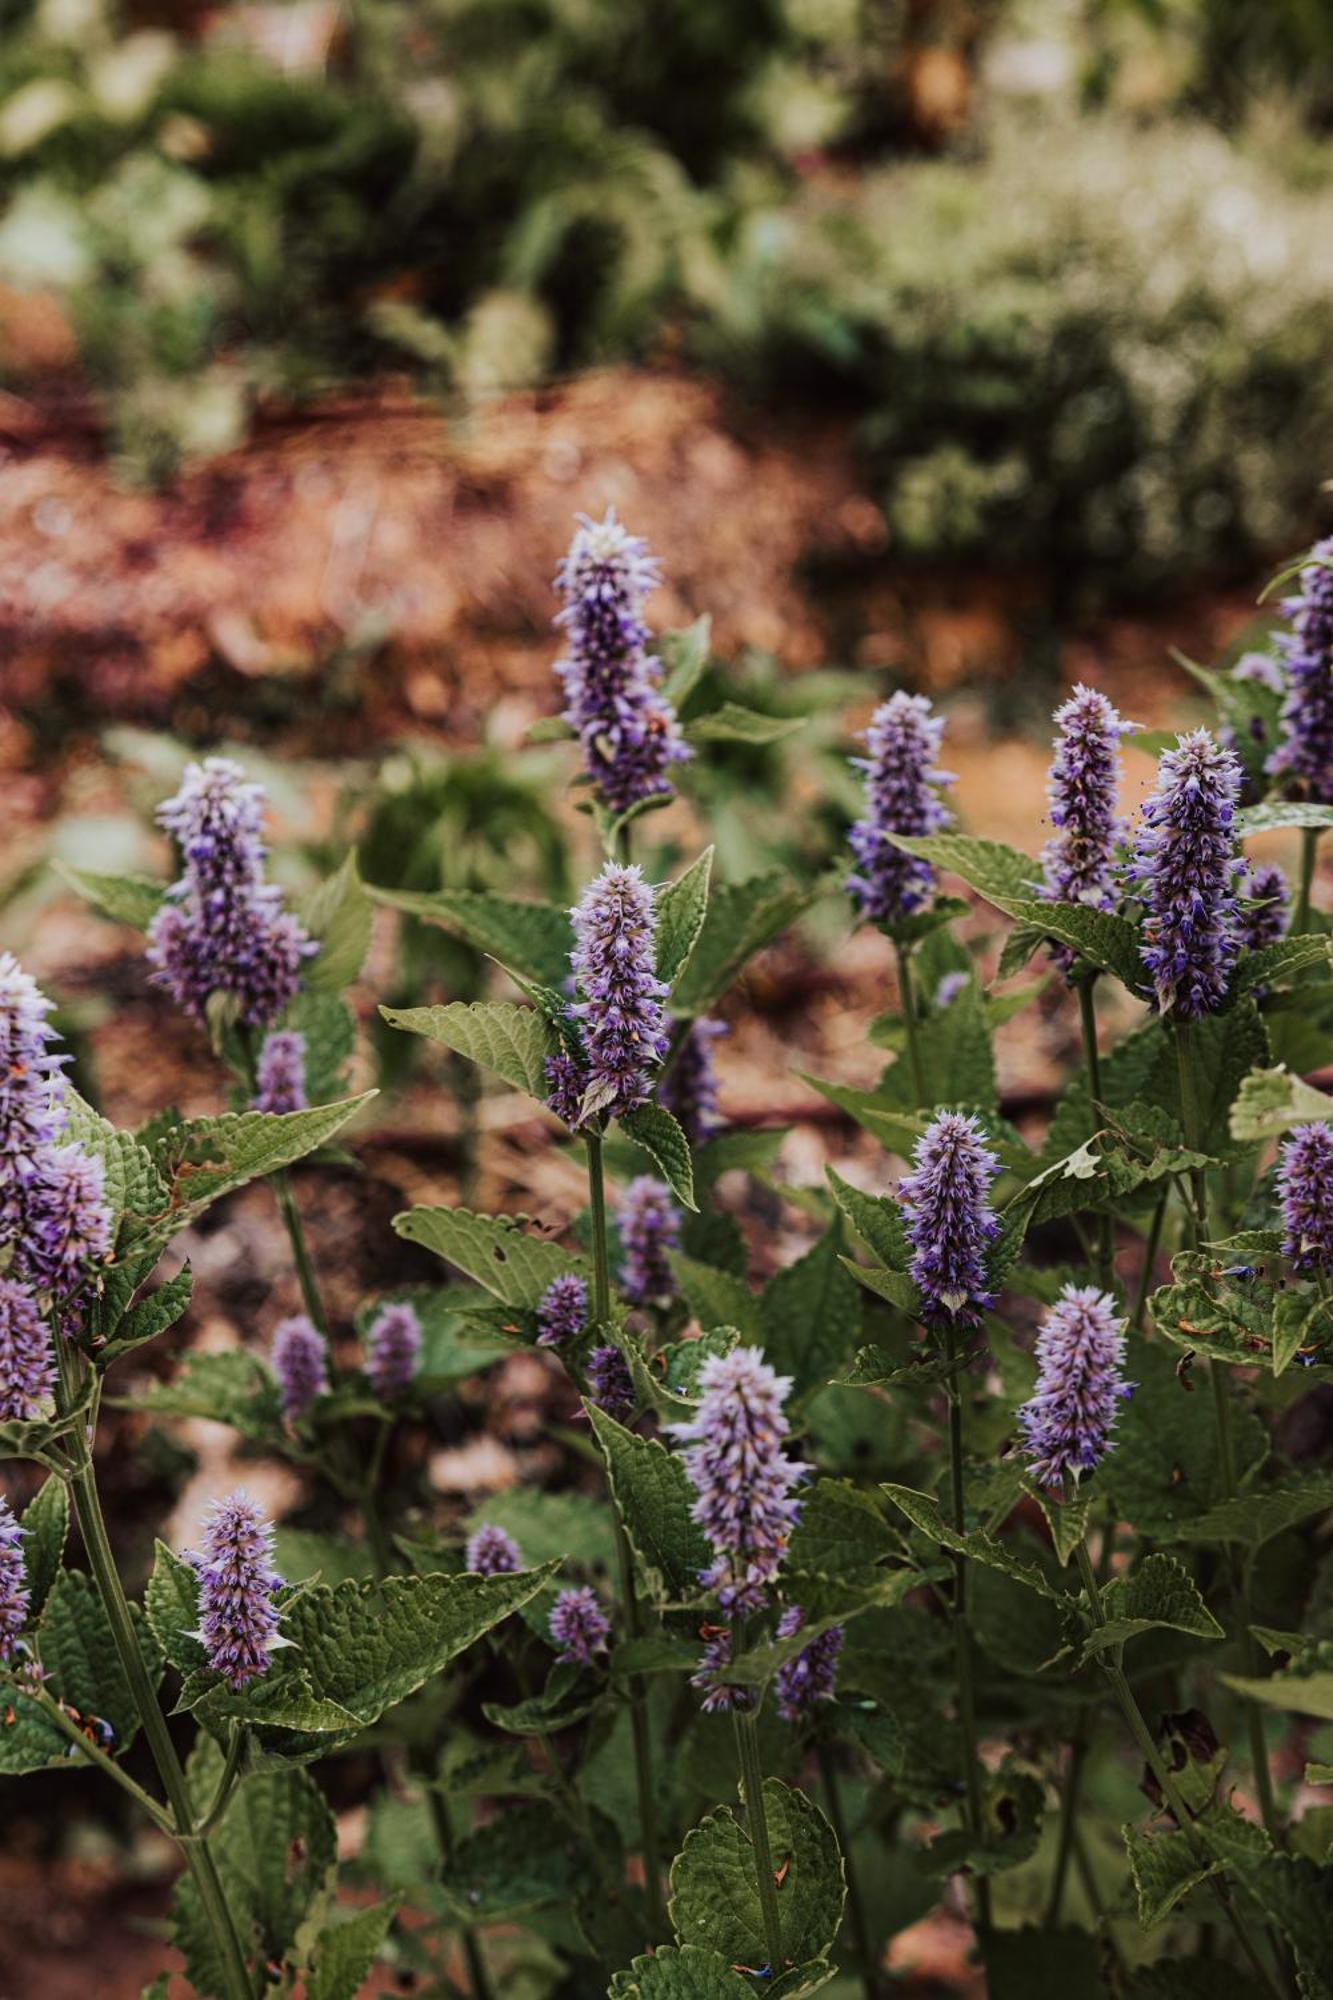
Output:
669 1346 809 1614
1268 539 1333 802
1278 1123 1333 1277
658 1019 726 1144
566 864 670 1124
1238 862 1289 954
0 1278 54 1422
554 509 689 812
147 758 313 1032
1018 1284 1133 1488
253 1030 308 1116
466 1522 522 1576
271 1313 328 1421
536 1273 588 1350
193 1491 282 1690
847 693 956 927
1039 685 1135 975
26 1146 112 1303
549 1585 611 1667
586 1342 636 1422
0 953 65 1207
618 1176 682 1309
1129 728 1243 1018
691 1627 751 1714
899 1111 1001 1325
365 1301 422 1401
0 1497 28 1663
774 1607 844 1724
543 1046 590 1129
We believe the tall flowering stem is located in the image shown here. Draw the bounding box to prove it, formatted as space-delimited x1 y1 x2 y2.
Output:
237 1028 329 1338
1269 542 1333 929
1040 685 1134 972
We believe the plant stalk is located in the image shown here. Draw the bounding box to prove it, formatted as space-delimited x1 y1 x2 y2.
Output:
1295 827 1320 937
1134 1190 1168 1331
895 942 927 1108
427 1785 498 2000
816 1740 879 1998
732 1684 784 1974
1077 976 1116 1287
941 1320 992 1940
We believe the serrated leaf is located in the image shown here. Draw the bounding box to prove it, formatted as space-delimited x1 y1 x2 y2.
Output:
621 1104 697 1210
300 851 373 993
1078 1553 1222 1663
881 1484 1061 1600
144 1094 376 1242
1220 1671 1333 1721
38 1569 160 1750
440 1799 593 1921
587 1403 710 1602
685 704 805 746
669 1252 760 1337
1229 1066 1333 1144
20 1474 68 1619
144 1540 208 1674
102 1264 193 1364
1188 1472 1333 1546
888 833 1038 904
660 616 713 706
759 1229 861 1402
1232 936 1330 995
482 1661 606 1736
786 1479 897 1583
53 862 165 930
126 1350 279 1440
611 1945 754 1999
669 1779 845 1970
672 872 810 1018
1236 802 1333 835
1104 1334 1268 1538
840 1257 920 1316
365 884 573 988
824 1168 910 1268
656 848 713 987
380 1000 554 1098
392 1205 588 1308
305 1897 401 2000
1123 1822 1216 1927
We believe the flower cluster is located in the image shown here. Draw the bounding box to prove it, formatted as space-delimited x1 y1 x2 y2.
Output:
586 1343 636 1421
1039 685 1134 974
547 864 670 1126
193 1491 283 1690
847 692 955 926
253 1030 308 1115
1130 728 1243 1018
537 1273 589 1349
1278 1124 1333 1276
147 758 313 1032
0 1279 56 1423
1017 1285 1133 1488
1238 862 1289 953
365 1302 423 1400
0 1497 28 1663
1268 540 1333 802
549 1586 611 1667
271 1314 328 1421
619 1176 682 1308
899 1112 1001 1324
658 1020 726 1143
774 1608 844 1724
466 1523 522 1576
670 1346 809 1613
554 509 690 813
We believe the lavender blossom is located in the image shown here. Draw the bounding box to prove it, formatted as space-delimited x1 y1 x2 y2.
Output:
252 1030 308 1115
1039 686 1134 974
465 1523 522 1576
0 1278 54 1422
774 1607 844 1724
0 954 65 1218
1277 1123 1333 1276
26 1147 111 1304
544 1047 590 1128
548 1585 611 1667
1268 539 1333 801
669 1346 809 1614
691 1628 750 1714
618 1176 682 1308
536 1273 588 1349
898 1111 1001 1324
0 1497 28 1663
566 864 670 1123
271 1313 328 1421
365 1301 422 1401
554 509 690 813
586 1343 636 1421
934 972 967 1009
1129 729 1243 1018
846 693 955 927
658 1019 726 1143
193 1491 282 1690
1018 1284 1132 1488
147 758 313 1032
1238 863 1289 953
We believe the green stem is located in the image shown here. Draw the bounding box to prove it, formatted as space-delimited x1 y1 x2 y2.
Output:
732 1685 784 1974
1174 1020 1208 1249
816 1741 879 1998
28 1682 175 1834
1134 1190 1168 1331
941 1320 992 1940
895 943 927 1108
586 1131 666 1939
1046 1730 1088 1928
361 1416 394 1580
1295 828 1320 936
198 1722 246 1838
274 1170 329 1336
427 1784 497 2000
1077 977 1115 1288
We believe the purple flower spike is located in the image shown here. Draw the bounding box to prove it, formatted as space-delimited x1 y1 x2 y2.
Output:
1039 685 1135 975
466 1522 522 1576
774 1607 844 1724
147 758 314 1032
27 1147 112 1304
567 863 670 1124
536 1273 588 1349
0 1278 54 1422
544 1046 590 1129
253 1030 308 1116
669 1346 809 1614
692 1628 751 1714
1268 539 1333 802
271 1313 328 1421
1278 1123 1333 1276
1238 862 1289 953
549 1585 611 1667
1130 728 1243 1018
658 1019 726 1143
619 1176 682 1309
193 1491 282 1690
365 1301 422 1401
899 1111 1001 1324
586 1343 636 1421
846 692 955 927
554 509 690 813
0 1497 29 1663
0 953 65 1215
1018 1284 1133 1488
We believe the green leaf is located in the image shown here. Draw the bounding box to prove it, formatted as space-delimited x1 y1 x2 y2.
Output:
669 1779 845 1969
840 1256 920 1317
482 1662 606 1735
126 1350 279 1440
379 1000 554 1098
921 1765 1045 1878
1236 802 1333 835
1220 1671 1333 1722
1232 936 1331 995
1230 1066 1333 1144
102 1264 194 1363
621 1104 698 1211
669 1252 760 1337
656 848 714 987
440 1799 595 1922
1188 1472 1333 1547
39 1569 160 1750
1123 1822 1216 1927
825 1168 910 1269
1078 1553 1223 1663
364 884 573 988
1229 1854 1333 1998
672 872 811 1018
888 833 1038 904
305 1897 401 2000
360 1286 514 1391
20 1474 68 1619
144 1540 208 1674
660 616 713 706
759 1229 861 1402
53 862 165 931
587 1403 710 1602
144 1094 376 1241
1104 1333 1268 1539
786 1480 898 1583
610 1945 754 1999
300 852 373 993
393 1205 588 1308
685 704 805 746
881 1484 1060 1600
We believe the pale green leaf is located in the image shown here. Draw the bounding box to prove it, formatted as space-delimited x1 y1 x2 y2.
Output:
393 1205 588 1308
380 1000 554 1098
669 1780 845 1969
621 1104 697 1210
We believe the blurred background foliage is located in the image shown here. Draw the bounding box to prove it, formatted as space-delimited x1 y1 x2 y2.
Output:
1 0 1332 593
